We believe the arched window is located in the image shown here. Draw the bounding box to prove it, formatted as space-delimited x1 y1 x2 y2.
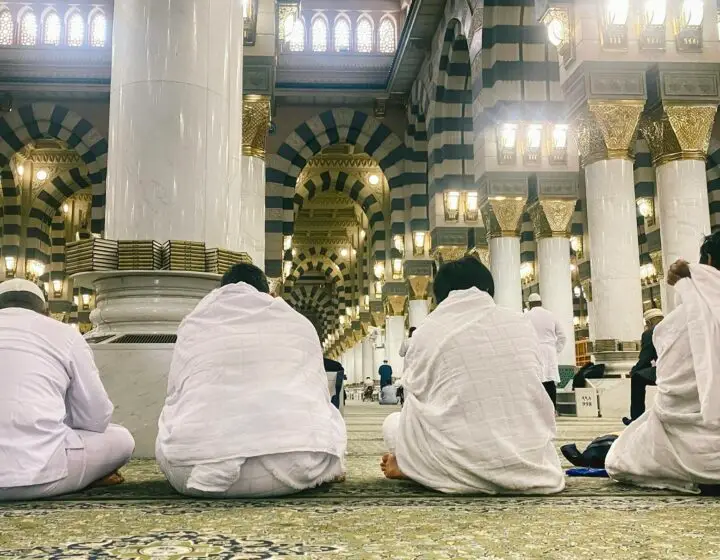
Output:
311 17 327 52
378 18 396 54
288 19 305 52
66 11 85 47
334 16 350 52
356 16 373 53
43 11 62 46
0 9 13 45
89 10 106 47
19 9 38 46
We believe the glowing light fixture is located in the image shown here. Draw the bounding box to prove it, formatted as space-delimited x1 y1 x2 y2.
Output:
81 293 91 308
4 256 16 277
36 169 48 182
636 197 656 226
601 0 630 49
570 235 583 256
283 260 293 279
291 248 297 257
676 0 704 51
520 262 535 285
27 260 44 279
391 258 403 280
573 286 582 298
368 174 380 186
360 229 366 241
73 295 79 306
524 124 543 163
363 294 370 308
497 124 518 163
464 192 479 222
52 279 63 296
393 234 404 254
412 231 427 256
542 7 573 63
444 191 461 221
16 165 24 178
374 280 383 298
63 203 70 214
606 0 629 25
547 17 564 46
283 235 293 251
645 0 666 25
373 261 385 280
640 0 667 49
682 0 704 26
340 248 349 258
550 124 569 164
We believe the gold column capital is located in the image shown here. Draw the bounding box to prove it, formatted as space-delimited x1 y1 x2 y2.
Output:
649 250 664 280
370 309 386 327
580 279 593 302
431 246 467 265
641 104 717 166
573 101 644 167
242 94 271 160
407 275 431 300
481 197 526 238
527 199 577 239
385 295 407 317
469 246 490 268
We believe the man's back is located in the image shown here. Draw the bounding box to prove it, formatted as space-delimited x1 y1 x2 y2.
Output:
527 307 562 347
157 283 346 466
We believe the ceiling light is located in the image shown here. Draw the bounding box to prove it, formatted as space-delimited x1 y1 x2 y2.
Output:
63 203 70 214
16 165 24 177
340 248 349 258
373 262 385 280
36 169 48 181
547 17 565 47
368 174 380 186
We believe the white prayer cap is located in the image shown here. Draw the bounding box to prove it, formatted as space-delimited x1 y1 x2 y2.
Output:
0 278 46 302
643 308 664 322
528 293 542 303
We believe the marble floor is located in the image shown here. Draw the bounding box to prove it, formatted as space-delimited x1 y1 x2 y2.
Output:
1 402 719 559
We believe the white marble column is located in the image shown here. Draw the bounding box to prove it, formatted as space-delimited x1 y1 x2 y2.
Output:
353 343 363 384
373 333 384 381
344 347 355 384
385 316 405 380
408 299 429 327
362 337 374 381
107 0 244 249
538 237 576 366
489 236 522 312
585 159 644 341
655 159 711 312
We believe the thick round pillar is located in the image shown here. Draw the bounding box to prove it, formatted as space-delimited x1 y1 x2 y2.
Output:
585 159 644 341
353 343 363 384
107 0 244 249
362 337 374 380
489 236 522 312
385 316 405 379
408 299 429 327
344 347 355 384
537 237 576 366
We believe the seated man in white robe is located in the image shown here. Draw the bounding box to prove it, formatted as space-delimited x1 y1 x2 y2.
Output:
606 231 720 493
156 263 347 498
0 279 134 501
381 257 564 494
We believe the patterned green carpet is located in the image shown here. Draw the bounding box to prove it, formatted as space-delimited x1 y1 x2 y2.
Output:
1 403 719 559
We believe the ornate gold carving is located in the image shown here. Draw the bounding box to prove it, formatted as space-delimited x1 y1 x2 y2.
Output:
649 251 664 280
469 246 490 268
371 309 385 327
431 246 467 264
527 199 577 239
481 198 526 238
407 275 430 300
641 105 717 166
242 95 271 159
385 295 407 317
580 279 593 303
573 101 644 166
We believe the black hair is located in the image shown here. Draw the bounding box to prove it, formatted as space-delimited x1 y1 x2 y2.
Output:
0 291 46 314
221 263 270 293
700 231 720 269
433 256 495 304
408 327 417 337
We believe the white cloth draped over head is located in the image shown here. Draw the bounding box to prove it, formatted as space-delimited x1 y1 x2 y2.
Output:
156 283 347 468
393 287 565 494
606 264 720 493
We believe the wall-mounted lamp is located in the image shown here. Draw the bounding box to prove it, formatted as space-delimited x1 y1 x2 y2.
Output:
444 191 461 221
360 229 366 241
27 260 45 280
542 7 573 64
340 248 349 258
368 174 380 186
640 0 667 49
283 260 293 279
676 0 704 52
601 0 629 49
363 294 370 308
412 231 427 256
464 192 479 222
373 261 385 280
523 124 543 164
393 234 405 255
81 292 91 310
497 124 518 164
550 124 569 164
391 258 403 280
73 295 79 307
243 0 260 45
52 279 63 297
573 285 582 299
291 248 297 257
374 280 383 298
570 235 583 258
277 0 302 43
4 256 16 278
16 164 24 178
636 197 656 227
640 263 658 285
283 235 293 252
520 262 535 286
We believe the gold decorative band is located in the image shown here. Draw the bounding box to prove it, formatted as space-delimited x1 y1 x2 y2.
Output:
242 94 271 160
527 199 577 239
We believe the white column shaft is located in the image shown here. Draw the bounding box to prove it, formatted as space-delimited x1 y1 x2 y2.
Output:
489 236 522 312
353 344 363 384
239 156 266 268
537 237 576 366
344 348 355 384
408 299 429 328
385 316 405 379
585 159 644 341
107 0 244 249
362 337 374 380
656 159 711 312
373 333 384 381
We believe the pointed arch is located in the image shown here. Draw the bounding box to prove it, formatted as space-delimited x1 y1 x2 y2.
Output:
288 17 305 52
356 15 373 53
378 16 396 54
89 8 107 47
311 13 328 52
0 7 13 46
18 7 38 46
65 9 85 47
42 9 62 46
333 14 351 52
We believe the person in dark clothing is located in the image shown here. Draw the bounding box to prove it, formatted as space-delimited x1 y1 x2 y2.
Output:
379 360 393 388
622 308 664 426
323 358 345 410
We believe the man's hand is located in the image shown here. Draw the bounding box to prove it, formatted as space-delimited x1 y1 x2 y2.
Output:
667 259 691 287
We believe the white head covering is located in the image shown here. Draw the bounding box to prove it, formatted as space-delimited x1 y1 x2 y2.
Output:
643 308 664 323
0 278 46 302
528 293 542 303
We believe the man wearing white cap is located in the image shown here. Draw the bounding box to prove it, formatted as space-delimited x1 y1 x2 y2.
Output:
621 307 664 426
526 293 567 409
0 279 134 501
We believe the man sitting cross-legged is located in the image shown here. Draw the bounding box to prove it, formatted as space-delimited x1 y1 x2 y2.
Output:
606 231 720 493
156 263 347 498
380 257 564 494
0 279 134 501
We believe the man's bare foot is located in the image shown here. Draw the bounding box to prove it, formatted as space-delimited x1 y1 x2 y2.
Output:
90 471 125 488
381 453 408 480
332 473 347 483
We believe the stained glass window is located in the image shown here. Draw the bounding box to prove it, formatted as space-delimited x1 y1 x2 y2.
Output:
312 17 327 52
67 12 85 47
89 11 106 47
19 10 37 46
356 17 373 53
0 9 13 45
288 19 305 51
43 11 61 46
378 18 396 53
334 17 350 52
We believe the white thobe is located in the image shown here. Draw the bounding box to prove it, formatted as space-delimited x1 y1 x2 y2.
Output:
526 307 567 383
385 287 564 494
606 264 720 493
0 309 115 488
156 282 347 495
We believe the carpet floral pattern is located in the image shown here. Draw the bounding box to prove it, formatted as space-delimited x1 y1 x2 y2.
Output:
1 404 719 559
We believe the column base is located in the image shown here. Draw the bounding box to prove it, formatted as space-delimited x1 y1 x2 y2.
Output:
72 270 220 457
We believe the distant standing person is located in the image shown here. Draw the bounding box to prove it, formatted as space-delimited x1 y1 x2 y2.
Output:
526 293 567 409
379 360 393 388
399 327 417 358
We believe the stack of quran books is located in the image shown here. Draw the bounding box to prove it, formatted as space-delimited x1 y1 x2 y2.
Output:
161 240 206 272
205 249 253 274
65 238 118 276
118 240 162 270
